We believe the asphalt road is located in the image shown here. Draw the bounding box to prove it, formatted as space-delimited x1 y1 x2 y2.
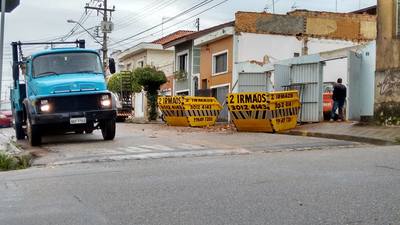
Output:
3 123 365 166
1 145 400 225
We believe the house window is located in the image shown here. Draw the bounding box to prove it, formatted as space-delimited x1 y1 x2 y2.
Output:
178 53 188 72
138 60 144 68
192 47 201 75
176 91 189 96
212 50 228 75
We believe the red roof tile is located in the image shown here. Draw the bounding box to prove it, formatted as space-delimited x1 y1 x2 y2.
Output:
152 30 196 45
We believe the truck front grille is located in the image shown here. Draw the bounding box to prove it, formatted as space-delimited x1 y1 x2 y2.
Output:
45 94 102 113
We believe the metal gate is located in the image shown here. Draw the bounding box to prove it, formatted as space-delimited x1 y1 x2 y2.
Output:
212 86 229 122
238 72 272 92
347 51 362 121
274 62 324 123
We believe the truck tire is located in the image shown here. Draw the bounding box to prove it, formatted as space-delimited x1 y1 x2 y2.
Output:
13 110 25 140
27 118 41 146
85 128 94 134
15 121 25 140
85 122 94 134
101 119 116 141
74 129 84 134
116 116 126 122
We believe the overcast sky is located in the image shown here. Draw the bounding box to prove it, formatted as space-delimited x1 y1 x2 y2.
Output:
1 0 376 99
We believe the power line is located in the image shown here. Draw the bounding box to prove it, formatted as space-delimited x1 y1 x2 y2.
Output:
112 0 164 24
113 0 178 26
62 0 99 41
111 18 198 50
110 0 218 47
110 0 228 49
112 0 181 33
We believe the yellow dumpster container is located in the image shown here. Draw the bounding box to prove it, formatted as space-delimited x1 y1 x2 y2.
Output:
227 91 301 132
158 96 222 127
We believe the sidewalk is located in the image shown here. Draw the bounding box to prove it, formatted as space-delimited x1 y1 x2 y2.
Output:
286 121 400 145
0 128 22 155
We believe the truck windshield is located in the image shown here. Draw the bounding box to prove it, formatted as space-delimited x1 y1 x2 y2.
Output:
32 52 103 77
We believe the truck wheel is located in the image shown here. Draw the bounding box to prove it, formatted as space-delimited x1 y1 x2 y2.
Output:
116 116 126 122
85 128 94 134
15 122 25 140
27 118 41 146
75 129 84 134
101 119 116 141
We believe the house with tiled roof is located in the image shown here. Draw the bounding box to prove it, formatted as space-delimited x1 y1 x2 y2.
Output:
162 21 235 98
152 30 195 45
115 30 195 118
116 30 195 96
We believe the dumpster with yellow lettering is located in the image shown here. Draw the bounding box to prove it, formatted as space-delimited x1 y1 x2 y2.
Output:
227 91 301 132
158 96 222 127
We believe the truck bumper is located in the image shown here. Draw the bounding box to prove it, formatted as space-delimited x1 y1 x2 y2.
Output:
31 110 117 125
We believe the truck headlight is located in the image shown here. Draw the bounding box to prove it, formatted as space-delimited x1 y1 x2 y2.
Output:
100 94 111 108
40 100 51 112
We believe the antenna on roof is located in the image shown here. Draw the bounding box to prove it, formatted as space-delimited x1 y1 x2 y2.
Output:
291 1 298 11
264 4 269 13
264 0 275 13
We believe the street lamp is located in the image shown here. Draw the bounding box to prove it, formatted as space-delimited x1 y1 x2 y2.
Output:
67 19 109 71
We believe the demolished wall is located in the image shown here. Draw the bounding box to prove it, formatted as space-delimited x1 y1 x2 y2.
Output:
235 10 376 42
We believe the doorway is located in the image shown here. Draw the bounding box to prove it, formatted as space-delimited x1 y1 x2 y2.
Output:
211 85 229 122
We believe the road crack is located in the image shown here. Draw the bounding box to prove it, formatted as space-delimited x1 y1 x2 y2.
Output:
376 165 400 171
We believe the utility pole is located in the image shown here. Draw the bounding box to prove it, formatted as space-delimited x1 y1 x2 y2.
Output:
195 18 200 31
335 0 338 12
85 0 115 73
0 0 6 101
102 0 108 72
272 0 275 13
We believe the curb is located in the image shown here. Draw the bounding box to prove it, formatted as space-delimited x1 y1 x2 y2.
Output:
125 120 164 125
7 141 23 155
285 130 397 146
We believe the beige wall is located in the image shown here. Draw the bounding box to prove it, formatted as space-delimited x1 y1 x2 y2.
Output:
235 11 376 42
120 51 147 71
119 49 174 75
199 36 233 89
147 49 175 76
119 48 175 95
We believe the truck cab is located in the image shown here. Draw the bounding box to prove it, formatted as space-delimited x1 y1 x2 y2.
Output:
11 40 117 146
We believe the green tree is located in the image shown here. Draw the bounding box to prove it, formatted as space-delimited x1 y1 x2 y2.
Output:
134 66 167 121
107 71 141 93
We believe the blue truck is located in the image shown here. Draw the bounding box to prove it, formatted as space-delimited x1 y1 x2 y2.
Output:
10 40 117 146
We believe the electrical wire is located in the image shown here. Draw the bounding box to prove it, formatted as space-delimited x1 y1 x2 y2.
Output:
109 0 229 48
110 0 218 47
112 0 181 32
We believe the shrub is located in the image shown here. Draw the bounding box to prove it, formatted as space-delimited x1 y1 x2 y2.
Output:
0 152 31 171
107 71 142 93
134 67 167 121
